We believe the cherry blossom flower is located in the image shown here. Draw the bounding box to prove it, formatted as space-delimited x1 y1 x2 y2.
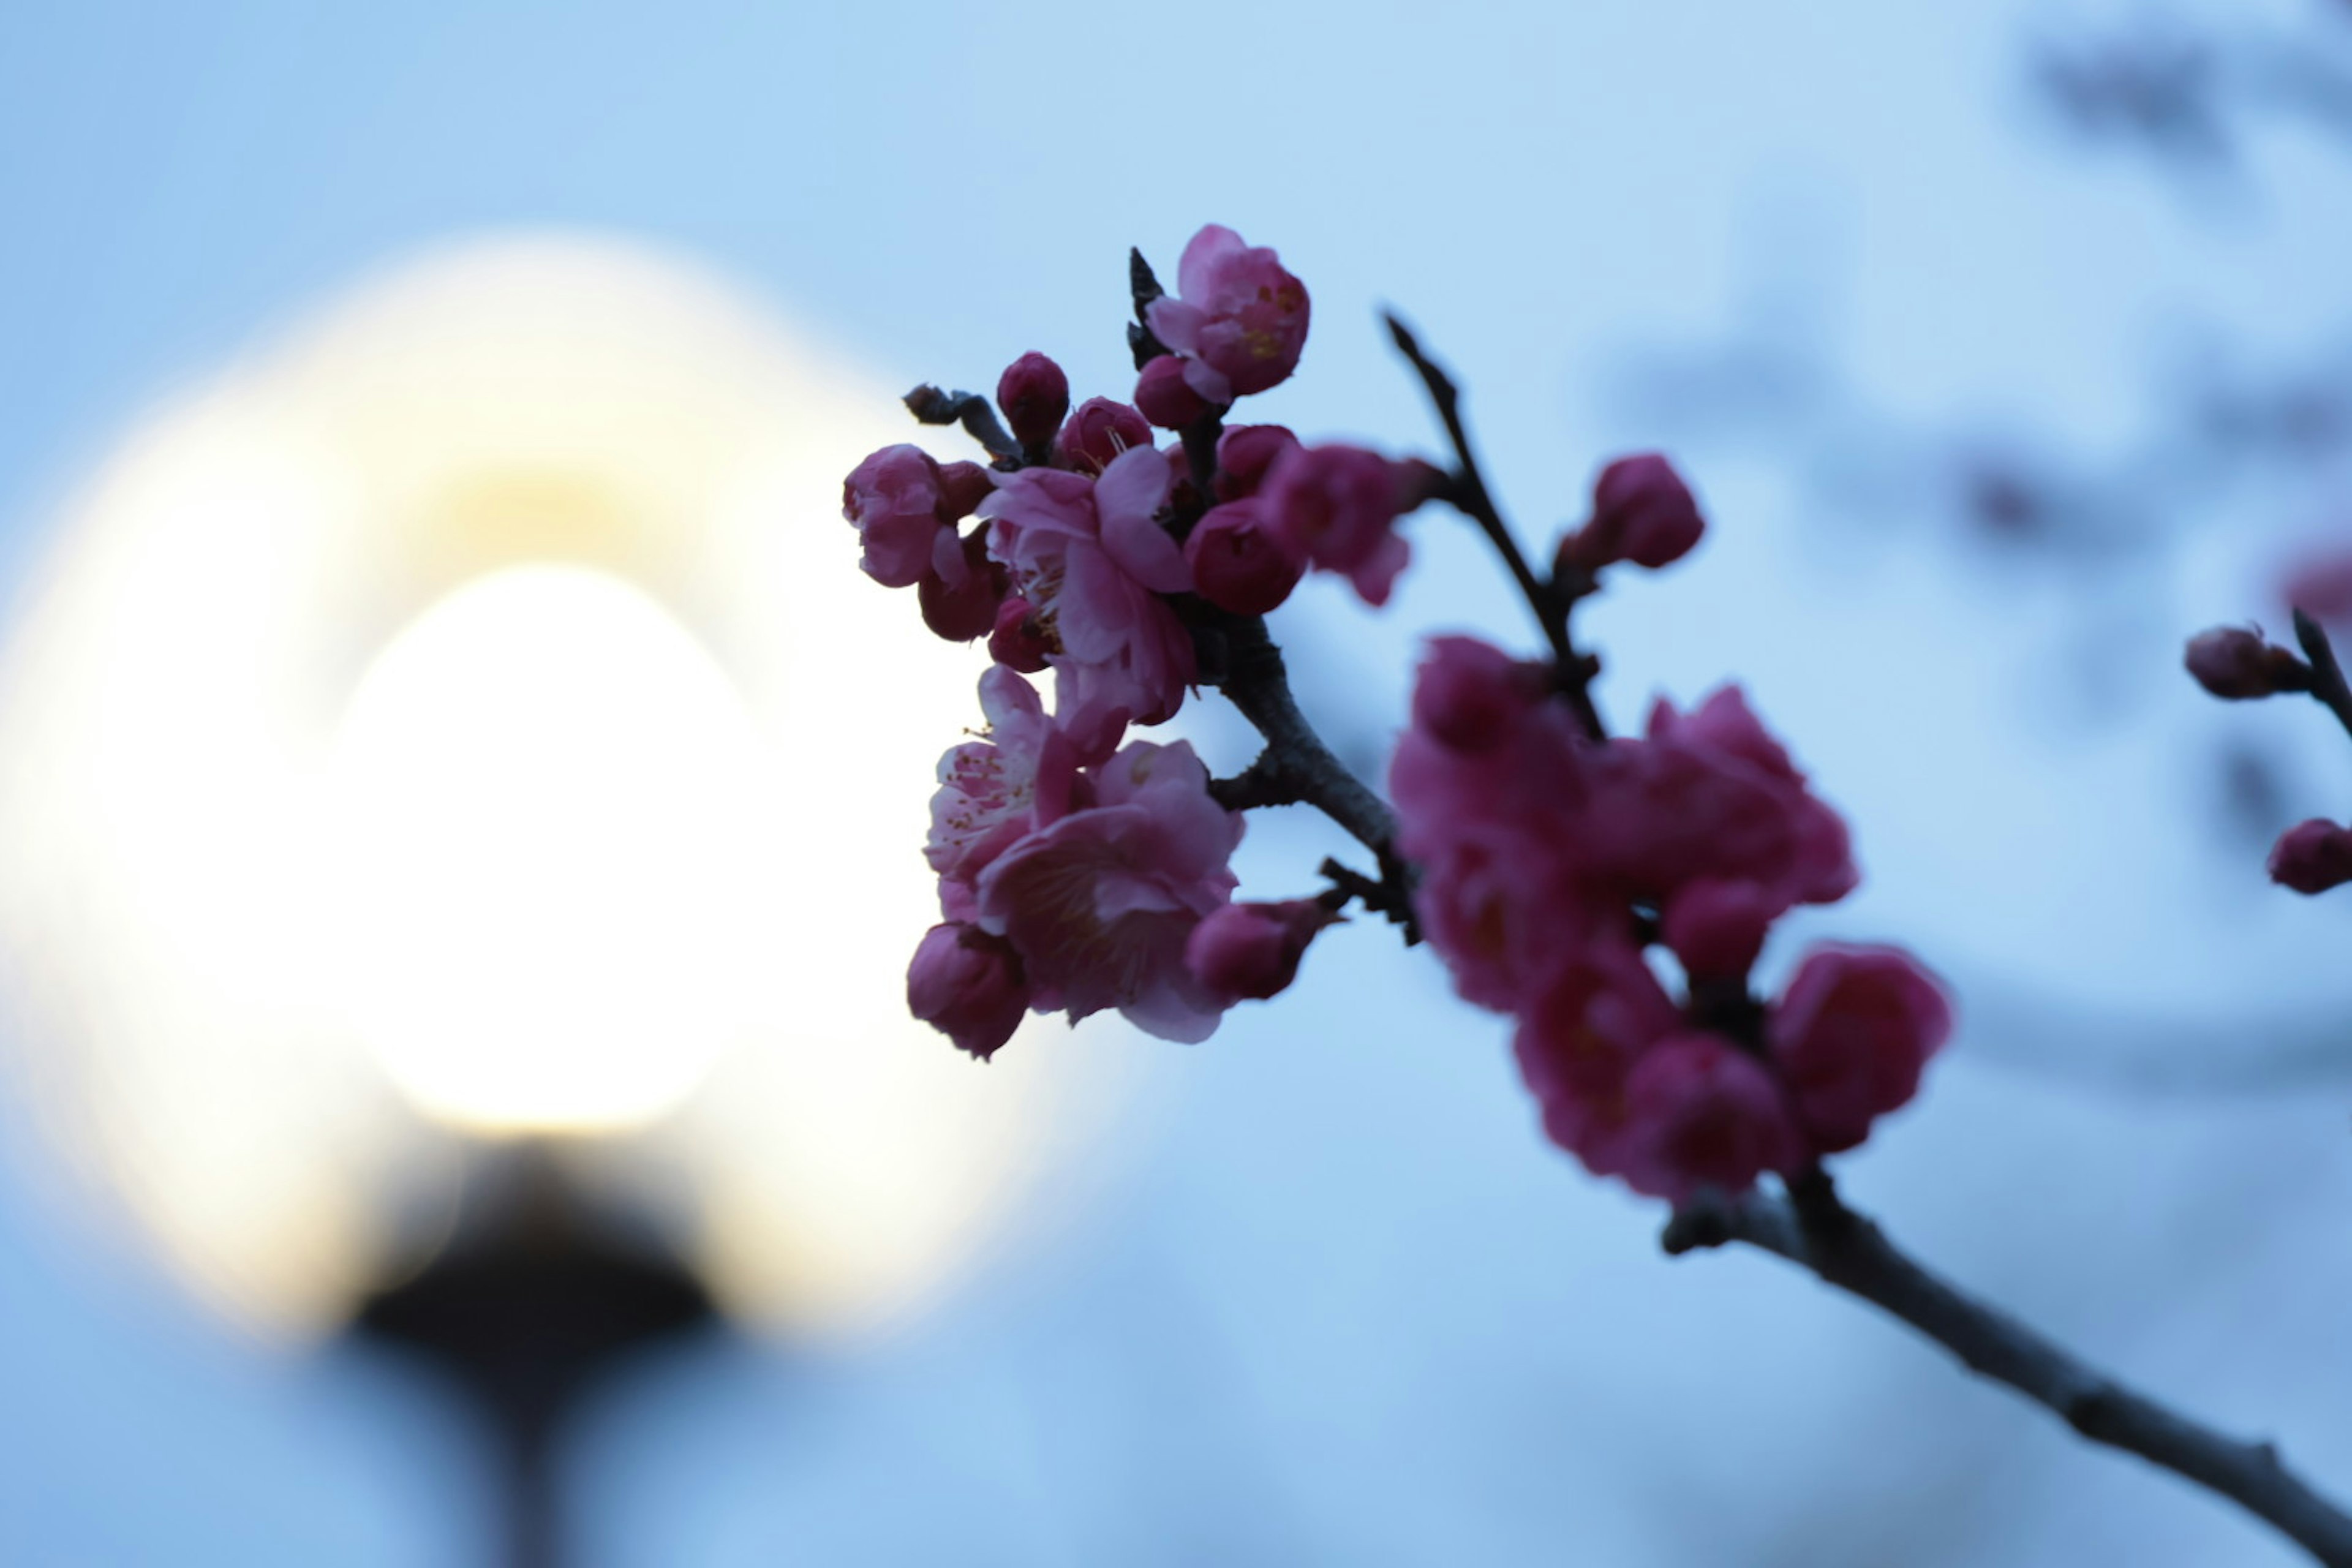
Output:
1143 224 1310 404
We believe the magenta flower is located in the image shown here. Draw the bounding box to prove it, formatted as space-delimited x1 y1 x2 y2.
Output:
1134 354 1211 430
1185 899 1338 1004
1616 1034 1807 1203
1577 688 1857 917
1144 224 1310 404
1559 453 1706 573
980 462 1197 754
2184 626 2305 700
1054 397 1154 476
842 443 954 588
907 922 1033 1061
1511 940 1686 1180
1768 943 1952 1153
1408 635 1549 754
925 666 1076 920
2269 818 2352 895
1185 499 1305 616
1261 443 1418 607
918 530 1006 642
975 739 1244 1042
1659 878 1774 981
996 352 1071 455
1213 424 1300 503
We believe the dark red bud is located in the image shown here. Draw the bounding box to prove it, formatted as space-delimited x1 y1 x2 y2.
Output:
2184 627 2310 700
995 353 1070 456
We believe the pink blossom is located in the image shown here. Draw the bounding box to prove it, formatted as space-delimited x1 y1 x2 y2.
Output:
1660 878 1774 981
1576 688 1856 916
925 666 1075 919
996 352 1070 454
1213 424 1300 502
2184 626 2306 700
1408 635 1549 754
1392 642 1599 1011
918 530 1006 642
1185 499 1305 616
980 464 1197 752
1143 224 1310 404
1616 1034 1806 1202
2269 818 2352 895
842 443 954 588
1185 899 1338 1003
1559 453 1706 573
988 597 1052 673
907 922 1032 1061
976 739 1243 1041
1054 398 1153 476
1134 354 1211 430
1511 941 1686 1180
1261 443 1418 607
1768 943 1951 1154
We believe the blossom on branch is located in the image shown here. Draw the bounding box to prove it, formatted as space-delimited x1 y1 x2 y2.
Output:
1144 224 1310 404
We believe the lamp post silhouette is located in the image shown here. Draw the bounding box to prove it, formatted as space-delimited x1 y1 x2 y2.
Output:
0 236 1095 1567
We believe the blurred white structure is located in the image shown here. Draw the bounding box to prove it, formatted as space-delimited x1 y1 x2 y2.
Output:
0 236 1109 1340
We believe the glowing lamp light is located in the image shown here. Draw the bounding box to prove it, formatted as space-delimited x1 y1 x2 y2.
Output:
0 235 1128 1340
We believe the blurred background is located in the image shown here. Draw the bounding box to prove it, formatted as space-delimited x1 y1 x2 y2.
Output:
3 0 2352 1563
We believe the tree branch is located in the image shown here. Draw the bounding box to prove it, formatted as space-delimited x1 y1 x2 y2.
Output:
2292 609 2352 746
1664 1172 2352 1567
903 384 1023 467
1383 312 1607 740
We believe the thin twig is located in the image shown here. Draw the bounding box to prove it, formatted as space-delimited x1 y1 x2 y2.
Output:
1211 616 1396 855
1383 312 1607 740
903 384 1023 467
2292 609 2352 745
1665 1173 2352 1567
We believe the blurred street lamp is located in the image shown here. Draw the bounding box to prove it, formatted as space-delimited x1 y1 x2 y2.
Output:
0 237 1122 1563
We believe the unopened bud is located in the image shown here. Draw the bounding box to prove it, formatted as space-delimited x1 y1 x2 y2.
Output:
1134 354 1211 430
2184 627 2309 700
1184 899 1339 1003
1054 398 1153 475
1184 499 1304 616
1561 453 1705 572
2269 819 2352 895
919 532 1006 643
995 353 1070 456
987 597 1053 673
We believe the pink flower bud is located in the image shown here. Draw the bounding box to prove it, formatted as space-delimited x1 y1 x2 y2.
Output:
908 922 1032 1061
1142 224 1310 403
1409 635 1548 753
937 460 995 522
2183 627 2308 700
1185 499 1305 616
919 532 1006 642
995 352 1069 455
842 443 950 589
987 596 1053 673
1768 943 1951 1154
1261 443 1417 608
1184 899 1338 1003
2269 818 2352 895
1054 398 1153 476
1134 354 1212 430
1618 1033 1807 1204
1213 424 1300 502
1561 453 1705 572
1661 878 1773 979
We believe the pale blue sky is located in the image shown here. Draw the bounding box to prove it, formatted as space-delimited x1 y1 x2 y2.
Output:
4 1 2352 1563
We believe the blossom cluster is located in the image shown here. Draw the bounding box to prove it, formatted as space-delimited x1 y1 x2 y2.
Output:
845 225 1414 1057
842 221 1955 1205
1395 634 1950 1202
